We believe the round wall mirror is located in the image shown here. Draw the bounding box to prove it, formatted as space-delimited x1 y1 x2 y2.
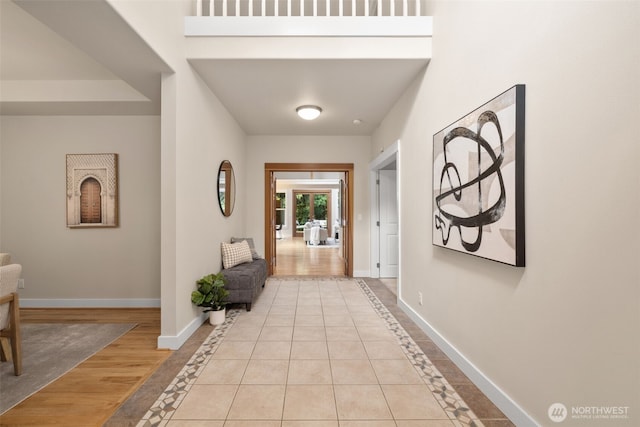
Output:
217 160 235 217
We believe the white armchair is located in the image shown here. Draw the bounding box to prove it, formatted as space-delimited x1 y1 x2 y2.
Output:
303 223 328 245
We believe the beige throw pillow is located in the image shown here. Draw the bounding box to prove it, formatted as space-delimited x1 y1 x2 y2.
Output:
230 237 261 259
221 240 253 269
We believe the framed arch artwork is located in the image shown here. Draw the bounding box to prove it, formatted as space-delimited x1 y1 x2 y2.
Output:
66 153 119 228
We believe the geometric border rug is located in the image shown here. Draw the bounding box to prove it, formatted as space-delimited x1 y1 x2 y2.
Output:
137 278 483 426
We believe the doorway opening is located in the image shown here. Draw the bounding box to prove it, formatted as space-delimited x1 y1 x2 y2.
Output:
370 141 400 293
264 163 354 277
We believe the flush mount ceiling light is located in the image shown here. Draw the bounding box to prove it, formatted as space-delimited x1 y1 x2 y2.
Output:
296 105 322 121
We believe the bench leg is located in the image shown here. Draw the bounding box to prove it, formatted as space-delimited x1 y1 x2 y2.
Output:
246 303 252 311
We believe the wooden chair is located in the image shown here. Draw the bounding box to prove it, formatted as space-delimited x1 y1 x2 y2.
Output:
0 264 22 376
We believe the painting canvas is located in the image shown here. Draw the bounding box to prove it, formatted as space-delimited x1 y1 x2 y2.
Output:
66 153 119 228
432 85 525 266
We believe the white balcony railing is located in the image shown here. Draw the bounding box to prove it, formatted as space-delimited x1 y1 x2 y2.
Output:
195 0 424 17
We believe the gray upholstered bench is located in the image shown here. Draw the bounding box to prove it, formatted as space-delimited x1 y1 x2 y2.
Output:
222 258 267 311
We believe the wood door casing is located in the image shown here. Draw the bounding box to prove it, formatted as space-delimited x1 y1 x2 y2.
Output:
80 178 102 223
264 163 354 277
268 171 277 269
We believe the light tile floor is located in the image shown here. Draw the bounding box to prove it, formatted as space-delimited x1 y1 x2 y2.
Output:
138 278 487 426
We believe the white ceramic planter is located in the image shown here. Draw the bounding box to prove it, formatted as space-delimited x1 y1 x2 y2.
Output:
209 309 226 326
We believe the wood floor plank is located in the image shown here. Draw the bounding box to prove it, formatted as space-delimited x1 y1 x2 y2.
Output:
274 237 345 276
0 308 170 426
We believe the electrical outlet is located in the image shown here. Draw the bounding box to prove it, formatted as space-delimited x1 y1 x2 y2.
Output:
418 292 423 305
18 279 25 289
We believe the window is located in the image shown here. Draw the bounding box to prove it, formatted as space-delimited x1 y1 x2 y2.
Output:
275 192 286 226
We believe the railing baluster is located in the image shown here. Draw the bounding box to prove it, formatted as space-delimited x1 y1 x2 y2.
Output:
192 0 425 17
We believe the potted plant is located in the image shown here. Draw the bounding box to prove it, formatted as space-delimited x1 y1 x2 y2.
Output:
191 272 229 325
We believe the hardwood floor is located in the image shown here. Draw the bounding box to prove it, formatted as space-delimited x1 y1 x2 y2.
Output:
0 308 170 426
0 241 342 424
273 236 345 276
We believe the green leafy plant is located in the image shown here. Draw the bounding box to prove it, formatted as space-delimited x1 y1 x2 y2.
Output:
191 272 229 312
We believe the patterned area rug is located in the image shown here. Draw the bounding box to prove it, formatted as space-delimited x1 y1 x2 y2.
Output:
137 278 482 426
0 323 135 414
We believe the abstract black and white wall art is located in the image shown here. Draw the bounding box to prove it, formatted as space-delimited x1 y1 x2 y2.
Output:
432 85 525 266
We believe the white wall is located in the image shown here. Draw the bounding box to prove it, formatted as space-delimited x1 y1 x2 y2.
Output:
94 0 248 347
373 1 640 425
0 116 160 304
245 135 371 276
169 60 246 343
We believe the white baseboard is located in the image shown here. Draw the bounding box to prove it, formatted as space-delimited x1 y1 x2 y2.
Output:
353 270 370 277
397 297 538 427
157 313 206 350
20 298 161 308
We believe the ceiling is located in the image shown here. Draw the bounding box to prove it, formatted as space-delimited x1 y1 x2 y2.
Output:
189 58 427 135
1 0 428 136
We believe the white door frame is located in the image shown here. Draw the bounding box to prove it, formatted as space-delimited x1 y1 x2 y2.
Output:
369 140 400 283
379 169 399 277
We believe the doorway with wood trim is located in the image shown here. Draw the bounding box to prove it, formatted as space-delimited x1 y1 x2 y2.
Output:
264 163 354 277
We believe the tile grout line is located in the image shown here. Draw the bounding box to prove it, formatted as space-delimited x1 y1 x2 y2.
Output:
138 277 485 426
136 308 241 427
356 278 484 427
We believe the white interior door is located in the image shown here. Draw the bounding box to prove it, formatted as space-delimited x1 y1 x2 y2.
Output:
379 169 398 277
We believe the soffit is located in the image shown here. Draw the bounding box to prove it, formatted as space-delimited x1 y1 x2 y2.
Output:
0 0 171 116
